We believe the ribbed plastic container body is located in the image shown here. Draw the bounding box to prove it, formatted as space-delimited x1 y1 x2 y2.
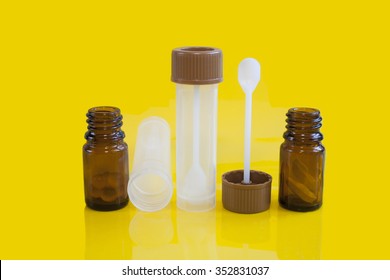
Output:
128 117 172 212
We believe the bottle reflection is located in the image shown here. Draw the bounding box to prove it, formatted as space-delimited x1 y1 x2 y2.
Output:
129 204 174 259
276 206 322 259
84 206 132 259
219 207 276 259
176 209 217 259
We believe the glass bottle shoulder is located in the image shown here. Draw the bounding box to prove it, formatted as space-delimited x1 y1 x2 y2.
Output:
83 140 128 153
281 140 325 153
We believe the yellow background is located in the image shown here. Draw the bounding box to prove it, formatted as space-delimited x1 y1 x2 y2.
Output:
1 0 389 259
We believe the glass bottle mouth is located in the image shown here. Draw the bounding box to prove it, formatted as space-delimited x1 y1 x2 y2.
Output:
288 107 320 117
85 106 124 140
86 106 122 123
286 107 322 125
87 106 121 118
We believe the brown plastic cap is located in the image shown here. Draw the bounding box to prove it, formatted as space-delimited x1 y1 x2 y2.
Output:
171 47 223 85
222 170 272 214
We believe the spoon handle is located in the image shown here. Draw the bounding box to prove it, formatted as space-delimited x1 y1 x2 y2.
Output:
243 92 252 184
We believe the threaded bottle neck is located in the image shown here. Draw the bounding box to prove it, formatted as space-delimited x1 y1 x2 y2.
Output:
283 107 323 143
85 106 125 141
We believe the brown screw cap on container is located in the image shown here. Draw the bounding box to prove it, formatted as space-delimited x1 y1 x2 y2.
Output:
222 170 272 214
171 47 223 85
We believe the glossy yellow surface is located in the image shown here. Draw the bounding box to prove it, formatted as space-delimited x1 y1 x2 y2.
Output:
1 1 390 260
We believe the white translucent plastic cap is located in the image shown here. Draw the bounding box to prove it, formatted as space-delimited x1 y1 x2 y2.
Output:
128 117 172 212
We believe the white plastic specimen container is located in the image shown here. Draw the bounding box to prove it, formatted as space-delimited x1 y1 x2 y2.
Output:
128 117 172 212
172 47 223 212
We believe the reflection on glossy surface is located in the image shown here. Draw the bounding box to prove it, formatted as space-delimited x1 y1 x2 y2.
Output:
84 206 132 259
220 208 270 244
218 202 277 259
129 204 175 259
129 206 174 247
177 208 217 259
277 206 322 259
84 189 323 259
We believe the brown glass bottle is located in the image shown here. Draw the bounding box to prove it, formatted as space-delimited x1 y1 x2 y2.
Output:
279 107 325 212
83 106 129 211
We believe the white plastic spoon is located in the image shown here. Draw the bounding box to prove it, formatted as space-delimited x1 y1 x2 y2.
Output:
238 58 261 184
183 85 208 201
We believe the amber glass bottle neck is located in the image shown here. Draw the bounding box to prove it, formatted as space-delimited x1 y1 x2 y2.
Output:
283 107 323 143
84 106 125 141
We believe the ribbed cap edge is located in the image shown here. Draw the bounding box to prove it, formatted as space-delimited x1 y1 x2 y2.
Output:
171 46 223 85
222 170 272 214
